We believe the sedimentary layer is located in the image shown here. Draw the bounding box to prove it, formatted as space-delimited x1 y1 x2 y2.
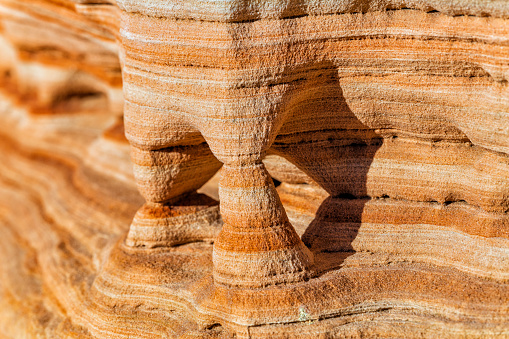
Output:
0 0 508 338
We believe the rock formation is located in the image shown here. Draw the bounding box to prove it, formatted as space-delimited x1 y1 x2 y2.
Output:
0 0 508 338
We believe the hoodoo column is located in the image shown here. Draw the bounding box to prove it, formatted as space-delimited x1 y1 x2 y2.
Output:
213 161 314 287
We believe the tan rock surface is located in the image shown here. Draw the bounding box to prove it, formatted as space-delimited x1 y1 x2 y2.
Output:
0 0 508 338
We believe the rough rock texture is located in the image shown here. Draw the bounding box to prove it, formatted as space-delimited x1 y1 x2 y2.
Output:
0 0 508 338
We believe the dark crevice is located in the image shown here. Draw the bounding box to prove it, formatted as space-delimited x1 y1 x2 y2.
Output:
272 178 282 187
205 323 223 330
335 193 357 200
56 91 104 102
443 199 467 206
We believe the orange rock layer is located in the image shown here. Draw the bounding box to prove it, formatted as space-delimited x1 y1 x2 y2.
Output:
0 0 508 338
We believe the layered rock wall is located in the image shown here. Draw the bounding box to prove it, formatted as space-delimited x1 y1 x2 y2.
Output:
0 0 508 338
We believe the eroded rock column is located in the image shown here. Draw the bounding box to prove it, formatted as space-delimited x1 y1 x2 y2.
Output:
214 161 313 287
126 143 222 247
119 11 224 248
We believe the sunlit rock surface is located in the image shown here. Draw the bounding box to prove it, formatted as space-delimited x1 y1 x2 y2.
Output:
0 0 508 338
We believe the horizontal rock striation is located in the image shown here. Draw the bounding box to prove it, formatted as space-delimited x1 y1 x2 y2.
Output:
116 0 509 21
0 0 508 338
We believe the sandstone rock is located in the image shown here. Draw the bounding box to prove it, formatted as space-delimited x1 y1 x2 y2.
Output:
0 0 508 338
